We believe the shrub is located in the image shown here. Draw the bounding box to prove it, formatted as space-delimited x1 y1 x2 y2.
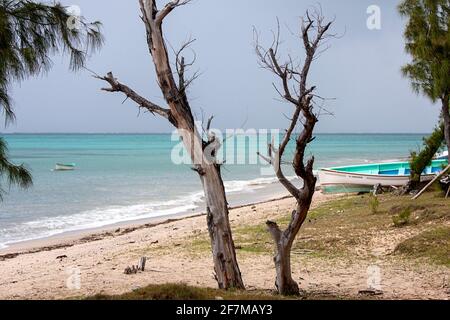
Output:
393 207 412 227
368 195 380 214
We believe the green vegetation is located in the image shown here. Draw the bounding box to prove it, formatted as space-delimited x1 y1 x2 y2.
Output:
395 226 450 266
368 194 380 214
87 283 283 300
190 197 369 257
0 138 31 199
85 283 367 300
0 0 103 199
392 207 411 227
399 0 450 101
187 193 449 259
389 201 449 225
0 0 103 117
399 0 450 161
409 125 445 185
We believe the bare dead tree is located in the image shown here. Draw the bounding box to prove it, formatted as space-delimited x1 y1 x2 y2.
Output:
96 0 244 290
254 10 334 295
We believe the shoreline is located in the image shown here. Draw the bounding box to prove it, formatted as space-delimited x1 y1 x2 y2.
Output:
0 193 292 258
0 175 291 252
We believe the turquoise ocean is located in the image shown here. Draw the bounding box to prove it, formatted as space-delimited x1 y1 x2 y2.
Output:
0 133 427 248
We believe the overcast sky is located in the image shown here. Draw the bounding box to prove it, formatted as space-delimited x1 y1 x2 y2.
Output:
3 0 441 133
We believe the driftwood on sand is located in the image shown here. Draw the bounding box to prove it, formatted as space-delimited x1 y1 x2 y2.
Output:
124 256 147 274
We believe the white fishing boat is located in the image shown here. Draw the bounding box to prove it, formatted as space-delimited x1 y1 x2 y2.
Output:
319 159 448 193
436 150 448 160
54 163 76 171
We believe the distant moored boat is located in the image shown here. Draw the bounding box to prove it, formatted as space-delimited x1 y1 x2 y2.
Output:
54 163 76 171
319 159 448 193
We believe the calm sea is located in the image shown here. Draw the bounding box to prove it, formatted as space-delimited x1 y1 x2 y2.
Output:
0 133 426 248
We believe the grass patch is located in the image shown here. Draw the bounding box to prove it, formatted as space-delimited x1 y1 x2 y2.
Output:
187 197 368 255
392 207 411 227
186 196 368 256
390 202 448 226
186 192 449 260
368 194 380 214
86 283 282 300
395 226 450 266
84 283 370 300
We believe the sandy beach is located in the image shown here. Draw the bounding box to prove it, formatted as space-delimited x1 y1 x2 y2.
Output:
0 193 301 299
0 192 448 300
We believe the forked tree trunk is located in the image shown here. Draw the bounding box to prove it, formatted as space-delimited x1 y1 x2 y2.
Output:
255 12 331 295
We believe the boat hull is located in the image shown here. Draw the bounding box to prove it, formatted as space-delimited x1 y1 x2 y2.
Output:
319 169 435 193
319 159 447 193
436 150 448 160
54 164 75 171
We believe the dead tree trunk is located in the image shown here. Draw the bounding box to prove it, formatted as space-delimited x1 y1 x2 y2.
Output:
202 164 243 289
255 12 333 295
268 225 297 295
96 0 244 290
267 201 311 295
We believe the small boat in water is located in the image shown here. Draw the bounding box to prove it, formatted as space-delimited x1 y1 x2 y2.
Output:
319 159 448 193
54 163 76 171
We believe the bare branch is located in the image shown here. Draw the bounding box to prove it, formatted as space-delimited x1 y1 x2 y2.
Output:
156 0 192 24
206 115 214 131
173 37 199 94
254 10 333 201
95 72 170 119
271 18 281 56
257 151 272 165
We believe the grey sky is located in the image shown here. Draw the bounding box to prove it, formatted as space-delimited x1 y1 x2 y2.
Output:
3 0 441 133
